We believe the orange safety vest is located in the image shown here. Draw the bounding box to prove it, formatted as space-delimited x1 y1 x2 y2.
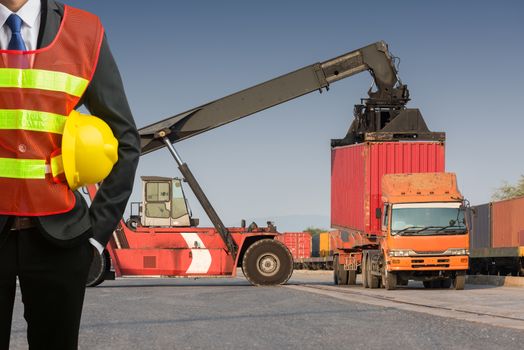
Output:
0 6 104 216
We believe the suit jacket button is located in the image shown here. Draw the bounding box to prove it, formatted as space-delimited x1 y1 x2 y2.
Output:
18 144 27 153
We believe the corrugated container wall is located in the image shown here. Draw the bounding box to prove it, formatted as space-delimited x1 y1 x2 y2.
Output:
331 142 445 235
468 203 491 249
491 196 524 248
275 233 312 260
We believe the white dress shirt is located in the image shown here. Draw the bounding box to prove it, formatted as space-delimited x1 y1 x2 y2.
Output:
0 0 104 255
0 0 40 50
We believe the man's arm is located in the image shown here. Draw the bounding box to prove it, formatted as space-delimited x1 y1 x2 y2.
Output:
82 35 140 247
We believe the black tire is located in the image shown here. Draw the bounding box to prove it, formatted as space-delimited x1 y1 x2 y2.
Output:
242 239 293 286
86 250 109 287
441 278 452 289
337 257 349 285
382 269 397 290
367 255 380 289
333 255 340 285
423 281 432 289
339 269 349 285
362 254 369 288
348 270 357 285
453 274 466 290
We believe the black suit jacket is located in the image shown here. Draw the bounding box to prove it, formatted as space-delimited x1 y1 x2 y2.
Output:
0 0 140 247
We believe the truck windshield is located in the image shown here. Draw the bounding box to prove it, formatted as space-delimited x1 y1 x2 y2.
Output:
391 203 467 236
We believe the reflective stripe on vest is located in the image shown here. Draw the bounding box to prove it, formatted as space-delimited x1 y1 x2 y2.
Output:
0 109 67 134
0 155 63 179
0 158 46 179
0 68 89 97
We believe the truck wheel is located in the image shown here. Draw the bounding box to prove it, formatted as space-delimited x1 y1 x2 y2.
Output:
242 239 293 286
348 270 357 285
337 256 349 285
339 267 349 285
382 269 397 290
453 274 465 290
362 255 369 288
86 250 108 287
423 281 432 288
441 278 452 289
367 256 380 289
334 254 349 285
333 255 340 285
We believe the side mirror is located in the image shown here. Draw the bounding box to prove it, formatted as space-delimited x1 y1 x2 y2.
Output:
375 208 382 219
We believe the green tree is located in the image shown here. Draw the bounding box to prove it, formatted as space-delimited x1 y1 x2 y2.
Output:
303 226 327 236
492 175 524 201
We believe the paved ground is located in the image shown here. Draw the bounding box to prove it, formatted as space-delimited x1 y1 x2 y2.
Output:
9 271 524 349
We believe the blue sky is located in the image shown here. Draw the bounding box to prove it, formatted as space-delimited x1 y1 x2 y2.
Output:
67 1 523 229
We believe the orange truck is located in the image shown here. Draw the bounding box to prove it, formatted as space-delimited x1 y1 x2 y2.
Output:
332 141 469 290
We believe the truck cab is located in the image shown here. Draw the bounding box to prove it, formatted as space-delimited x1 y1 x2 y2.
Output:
380 173 469 289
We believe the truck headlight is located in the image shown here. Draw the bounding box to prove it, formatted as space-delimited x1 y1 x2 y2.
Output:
388 249 411 257
445 248 469 256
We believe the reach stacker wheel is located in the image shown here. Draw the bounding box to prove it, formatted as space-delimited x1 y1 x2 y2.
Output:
86 250 109 287
242 239 293 286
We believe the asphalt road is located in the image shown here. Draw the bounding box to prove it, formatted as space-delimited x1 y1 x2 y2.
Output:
9 271 524 349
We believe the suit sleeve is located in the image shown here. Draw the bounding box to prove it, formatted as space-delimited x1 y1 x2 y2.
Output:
81 35 140 246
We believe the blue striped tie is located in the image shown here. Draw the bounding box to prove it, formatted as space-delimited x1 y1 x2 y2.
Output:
6 14 27 51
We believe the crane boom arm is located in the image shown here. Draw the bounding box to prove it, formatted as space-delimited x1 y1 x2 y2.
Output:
139 41 407 155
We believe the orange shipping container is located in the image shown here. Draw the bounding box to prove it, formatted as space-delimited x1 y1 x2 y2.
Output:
491 196 524 248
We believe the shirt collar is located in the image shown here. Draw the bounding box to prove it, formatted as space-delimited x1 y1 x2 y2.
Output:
0 0 41 29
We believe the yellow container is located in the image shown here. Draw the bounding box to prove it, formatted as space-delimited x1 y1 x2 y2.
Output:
319 232 331 257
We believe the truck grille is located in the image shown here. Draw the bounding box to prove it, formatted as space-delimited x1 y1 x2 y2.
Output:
411 258 450 268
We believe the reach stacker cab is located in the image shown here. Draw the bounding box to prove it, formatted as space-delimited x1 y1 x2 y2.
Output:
127 176 198 229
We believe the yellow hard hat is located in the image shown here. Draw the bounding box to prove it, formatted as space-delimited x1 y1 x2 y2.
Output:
62 110 119 190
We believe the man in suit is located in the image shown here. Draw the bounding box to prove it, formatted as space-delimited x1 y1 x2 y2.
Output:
0 0 140 348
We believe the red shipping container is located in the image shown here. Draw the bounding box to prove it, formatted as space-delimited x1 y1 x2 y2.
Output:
491 196 524 248
276 232 312 260
331 141 445 235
